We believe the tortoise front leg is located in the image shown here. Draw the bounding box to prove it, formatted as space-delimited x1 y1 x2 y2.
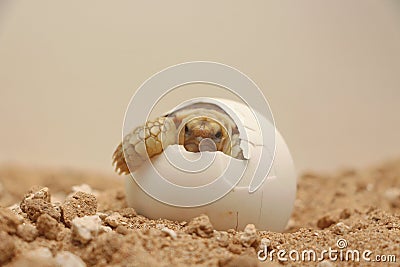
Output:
112 117 177 175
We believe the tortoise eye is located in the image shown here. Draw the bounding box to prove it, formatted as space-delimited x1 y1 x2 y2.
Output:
215 131 222 138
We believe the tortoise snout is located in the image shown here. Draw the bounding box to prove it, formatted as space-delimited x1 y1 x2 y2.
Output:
193 128 211 138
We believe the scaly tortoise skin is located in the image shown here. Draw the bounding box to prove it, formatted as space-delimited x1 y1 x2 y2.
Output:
113 103 243 175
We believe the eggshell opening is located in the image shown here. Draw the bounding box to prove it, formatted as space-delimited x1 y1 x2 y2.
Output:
168 97 265 159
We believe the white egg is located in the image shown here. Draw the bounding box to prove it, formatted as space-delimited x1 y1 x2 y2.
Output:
124 98 297 231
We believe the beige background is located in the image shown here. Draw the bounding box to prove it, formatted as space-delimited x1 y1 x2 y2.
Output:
0 1 399 174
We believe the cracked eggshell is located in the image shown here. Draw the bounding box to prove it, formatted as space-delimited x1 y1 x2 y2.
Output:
125 98 296 231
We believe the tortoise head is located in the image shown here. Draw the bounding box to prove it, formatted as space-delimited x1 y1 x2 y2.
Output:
179 117 230 153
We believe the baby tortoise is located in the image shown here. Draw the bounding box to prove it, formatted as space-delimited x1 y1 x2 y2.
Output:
113 103 244 174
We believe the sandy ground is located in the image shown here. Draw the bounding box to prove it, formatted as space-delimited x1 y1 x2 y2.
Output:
0 160 399 266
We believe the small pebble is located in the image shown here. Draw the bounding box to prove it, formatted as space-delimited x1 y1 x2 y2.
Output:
216 231 229 247
384 188 400 207
228 243 242 254
116 225 130 235
0 207 22 234
71 184 94 195
17 223 38 242
37 213 62 240
105 212 124 228
185 214 214 238
100 225 113 233
20 187 61 222
22 186 51 202
119 207 137 218
240 224 257 247
366 183 374 191
384 188 400 200
317 215 336 229
61 191 97 227
156 223 165 229
331 222 350 235
259 237 271 250
12 247 53 266
55 251 86 267
96 212 108 220
71 215 102 244
161 227 177 240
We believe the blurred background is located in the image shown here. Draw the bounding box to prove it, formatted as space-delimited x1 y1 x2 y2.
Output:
0 0 399 175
